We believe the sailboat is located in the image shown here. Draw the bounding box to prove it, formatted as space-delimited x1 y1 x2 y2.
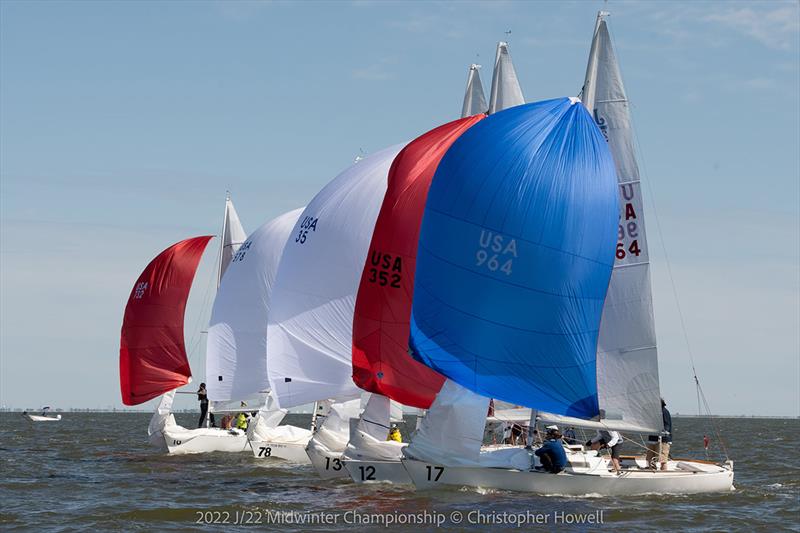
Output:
24 407 61 422
205 207 317 463
400 15 734 495
120 195 252 454
342 42 526 485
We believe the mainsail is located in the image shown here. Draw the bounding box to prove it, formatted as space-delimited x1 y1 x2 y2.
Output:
488 41 524 114
217 196 247 287
409 97 619 419
461 64 487 118
579 13 662 432
120 236 213 405
351 116 484 409
206 208 304 402
267 145 403 408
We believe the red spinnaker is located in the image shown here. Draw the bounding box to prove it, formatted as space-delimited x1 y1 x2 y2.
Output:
120 236 213 405
352 114 485 408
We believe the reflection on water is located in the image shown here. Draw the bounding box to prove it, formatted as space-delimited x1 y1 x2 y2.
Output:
0 413 797 531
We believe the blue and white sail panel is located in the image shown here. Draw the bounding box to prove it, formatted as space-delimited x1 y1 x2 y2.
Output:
409 97 619 419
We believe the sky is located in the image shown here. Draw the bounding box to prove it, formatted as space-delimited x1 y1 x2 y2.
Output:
1 0 798 416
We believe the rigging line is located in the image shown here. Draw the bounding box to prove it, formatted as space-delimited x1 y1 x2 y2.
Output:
606 22 729 461
605 21 700 380
186 239 219 366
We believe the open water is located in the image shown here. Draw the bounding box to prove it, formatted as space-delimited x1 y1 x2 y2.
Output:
0 413 797 532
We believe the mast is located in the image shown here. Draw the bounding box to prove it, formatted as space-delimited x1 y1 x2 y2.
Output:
580 10 610 113
488 41 525 114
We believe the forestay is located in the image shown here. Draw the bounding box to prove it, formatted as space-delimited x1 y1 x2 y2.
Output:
206 208 303 402
580 15 662 432
267 145 403 408
120 236 212 405
409 97 619 419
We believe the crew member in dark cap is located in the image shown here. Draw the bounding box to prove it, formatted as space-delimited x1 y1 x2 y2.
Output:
534 425 567 473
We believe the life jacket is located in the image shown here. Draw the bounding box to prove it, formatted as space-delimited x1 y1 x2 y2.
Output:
387 428 402 443
235 413 248 430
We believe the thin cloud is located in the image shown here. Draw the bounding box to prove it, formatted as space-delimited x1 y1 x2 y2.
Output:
704 4 800 50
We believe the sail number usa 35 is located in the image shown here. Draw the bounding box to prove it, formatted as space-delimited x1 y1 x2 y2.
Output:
295 216 318 245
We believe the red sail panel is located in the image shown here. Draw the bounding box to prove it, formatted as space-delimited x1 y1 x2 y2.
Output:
120 236 213 405
352 114 485 408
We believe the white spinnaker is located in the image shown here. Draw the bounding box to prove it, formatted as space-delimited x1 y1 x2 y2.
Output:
206 208 304 402
148 389 177 438
461 64 487 118
346 394 406 461
267 145 404 409
581 14 662 433
403 379 489 466
218 197 247 286
488 41 524 114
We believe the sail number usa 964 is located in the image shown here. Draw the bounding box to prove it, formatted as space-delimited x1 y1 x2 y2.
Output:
615 182 648 264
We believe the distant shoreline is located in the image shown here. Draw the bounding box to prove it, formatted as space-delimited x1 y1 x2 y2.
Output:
0 409 797 419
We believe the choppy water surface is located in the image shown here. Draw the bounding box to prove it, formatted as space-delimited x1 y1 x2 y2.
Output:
0 413 797 531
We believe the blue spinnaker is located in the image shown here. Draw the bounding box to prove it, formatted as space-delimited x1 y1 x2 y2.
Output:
409 97 618 419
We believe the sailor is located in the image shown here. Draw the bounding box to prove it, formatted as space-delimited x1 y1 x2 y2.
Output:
387 425 402 442
197 383 215 428
534 426 567 473
588 429 623 473
646 398 672 470
235 412 248 431
563 426 577 445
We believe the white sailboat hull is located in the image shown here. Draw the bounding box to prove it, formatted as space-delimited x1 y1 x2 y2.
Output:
249 439 311 463
342 443 515 485
26 414 61 422
161 426 249 455
402 458 734 496
306 440 348 479
344 459 412 484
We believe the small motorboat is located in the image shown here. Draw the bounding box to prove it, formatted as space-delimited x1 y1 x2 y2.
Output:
25 407 61 422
